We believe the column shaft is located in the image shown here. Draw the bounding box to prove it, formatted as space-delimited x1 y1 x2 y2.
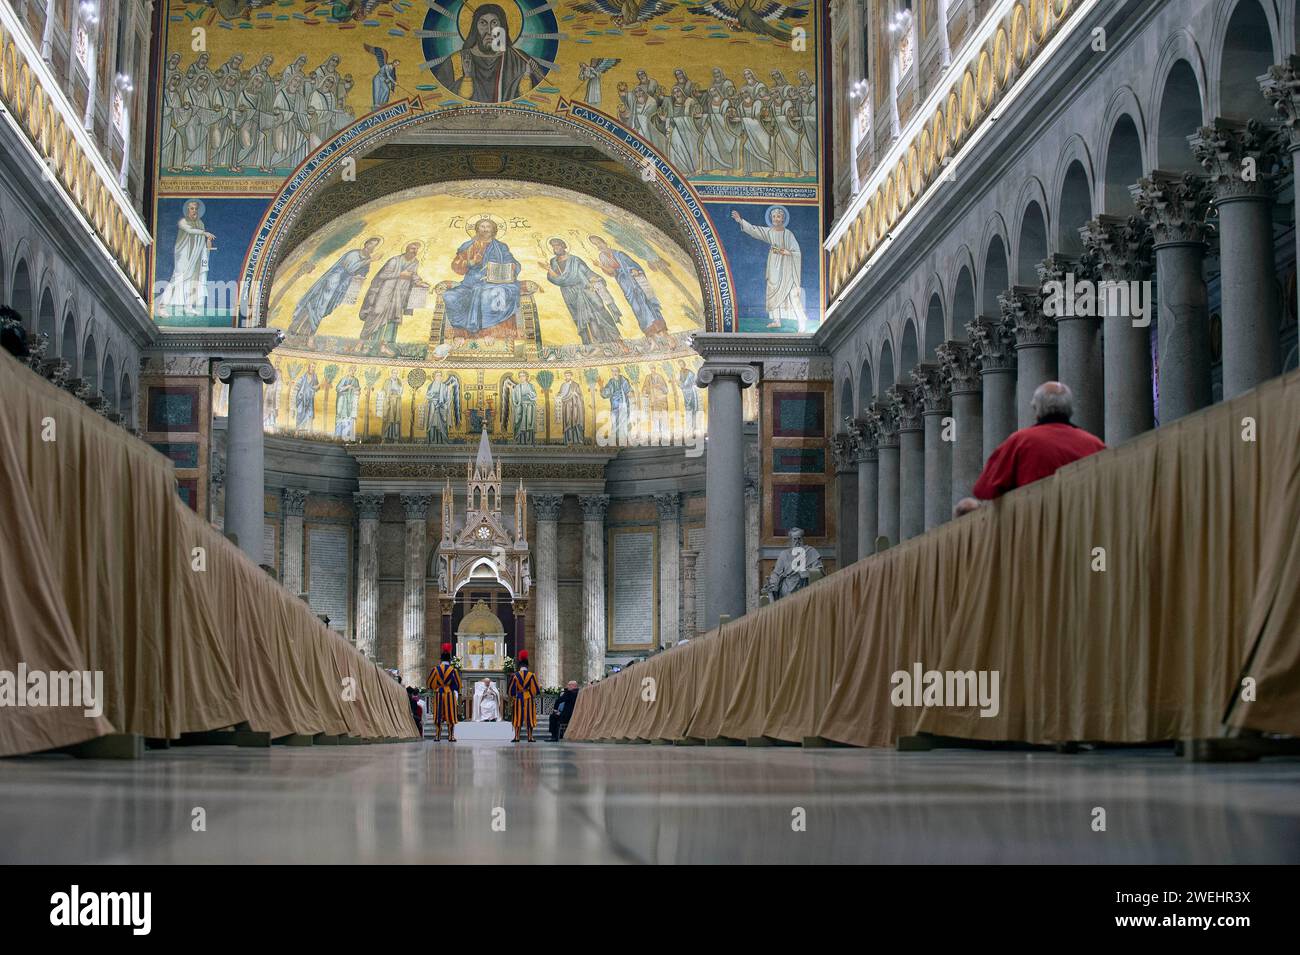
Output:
1016 345 1059 430
950 391 982 505
281 488 307 595
922 413 950 531
1155 242 1212 421
353 492 382 661
579 495 608 681
856 452 878 559
876 446 900 547
1056 318 1104 435
1217 197 1281 396
655 493 681 648
982 371 1016 451
221 364 270 561
533 495 562 688
700 368 752 626
400 494 430 686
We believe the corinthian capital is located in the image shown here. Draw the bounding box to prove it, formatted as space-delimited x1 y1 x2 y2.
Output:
910 362 951 415
1079 215 1153 281
865 400 898 449
890 383 924 432
400 493 432 521
579 494 609 521
935 339 981 394
1260 56 1300 148
1189 118 1286 201
532 494 564 522
967 313 1018 372
1131 171 1213 247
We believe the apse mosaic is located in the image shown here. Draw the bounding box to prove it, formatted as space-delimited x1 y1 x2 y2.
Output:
151 0 825 334
221 178 708 445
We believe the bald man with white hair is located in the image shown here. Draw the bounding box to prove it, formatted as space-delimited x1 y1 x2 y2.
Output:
972 381 1107 500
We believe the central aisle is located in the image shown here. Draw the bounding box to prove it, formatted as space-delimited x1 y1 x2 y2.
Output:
2 743 1297 864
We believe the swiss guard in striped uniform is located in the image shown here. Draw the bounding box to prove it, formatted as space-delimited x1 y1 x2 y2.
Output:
508 651 540 743
426 643 461 742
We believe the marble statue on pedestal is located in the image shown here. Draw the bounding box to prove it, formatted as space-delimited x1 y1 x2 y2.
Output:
764 527 823 601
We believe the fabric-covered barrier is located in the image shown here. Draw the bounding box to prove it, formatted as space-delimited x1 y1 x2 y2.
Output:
566 370 1300 747
0 352 417 756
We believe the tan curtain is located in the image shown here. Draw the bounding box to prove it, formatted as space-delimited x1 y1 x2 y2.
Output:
0 352 416 755
568 369 1300 747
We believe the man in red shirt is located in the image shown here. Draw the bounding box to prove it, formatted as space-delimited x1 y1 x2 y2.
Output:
973 381 1106 500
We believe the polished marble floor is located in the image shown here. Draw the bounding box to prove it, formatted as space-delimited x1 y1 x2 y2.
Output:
2 741 1298 864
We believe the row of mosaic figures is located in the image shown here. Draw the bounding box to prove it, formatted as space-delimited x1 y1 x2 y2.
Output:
213 361 705 446
161 52 357 174
604 66 818 179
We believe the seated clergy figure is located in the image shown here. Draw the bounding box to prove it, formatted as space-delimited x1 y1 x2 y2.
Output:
472 677 502 722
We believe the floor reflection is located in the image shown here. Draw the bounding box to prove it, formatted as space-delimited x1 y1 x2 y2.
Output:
1 744 1296 863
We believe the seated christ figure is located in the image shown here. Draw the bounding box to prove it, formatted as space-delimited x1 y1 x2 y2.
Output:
442 217 522 345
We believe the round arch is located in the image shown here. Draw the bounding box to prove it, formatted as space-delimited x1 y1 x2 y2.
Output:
877 337 896 399
82 333 99 390
1100 106 1146 215
11 258 32 327
237 103 731 333
60 309 77 367
952 264 976 340
1014 196 1049 286
1212 0 1280 120
1148 31 1209 171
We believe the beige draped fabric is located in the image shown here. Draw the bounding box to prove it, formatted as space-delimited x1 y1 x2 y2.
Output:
568 369 1300 747
0 352 416 756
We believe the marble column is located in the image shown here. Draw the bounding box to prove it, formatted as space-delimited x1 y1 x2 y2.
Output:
967 314 1017 451
1001 287 1058 430
937 340 982 508
869 400 900 548
1080 215 1154 443
832 433 859 566
851 417 879 558
216 360 274 561
1133 171 1214 423
744 481 759 613
532 494 563 688
1191 119 1284 397
1263 58 1300 305
654 492 681 649
280 488 308 596
913 363 952 531
894 383 925 541
696 364 758 628
353 491 384 660
680 549 699 641
579 494 609 681
400 493 431 687
1041 254 1104 437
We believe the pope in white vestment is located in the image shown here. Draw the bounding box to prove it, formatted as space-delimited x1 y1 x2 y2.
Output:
731 207 809 332
472 678 502 722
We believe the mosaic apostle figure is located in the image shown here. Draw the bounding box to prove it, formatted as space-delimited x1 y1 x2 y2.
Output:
541 238 621 345
358 242 428 356
289 237 381 338
589 236 667 337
